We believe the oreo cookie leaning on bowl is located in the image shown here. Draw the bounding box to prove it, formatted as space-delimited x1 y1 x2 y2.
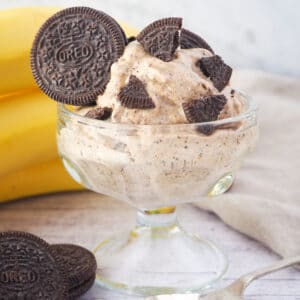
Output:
137 18 182 62
31 7 127 106
51 244 97 297
196 55 232 91
0 231 68 299
180 28 214 53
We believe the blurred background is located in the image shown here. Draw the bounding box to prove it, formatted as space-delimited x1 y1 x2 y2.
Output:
1 0 299 77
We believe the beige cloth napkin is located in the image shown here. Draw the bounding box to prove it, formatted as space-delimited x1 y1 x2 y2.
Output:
195 70 300 258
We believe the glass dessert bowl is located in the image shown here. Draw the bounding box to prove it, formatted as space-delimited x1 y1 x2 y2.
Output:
57 91 258 296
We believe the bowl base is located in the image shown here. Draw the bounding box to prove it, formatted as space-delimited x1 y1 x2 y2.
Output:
94 223 228 296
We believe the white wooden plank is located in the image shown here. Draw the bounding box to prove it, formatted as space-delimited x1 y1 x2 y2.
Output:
0 191 298 299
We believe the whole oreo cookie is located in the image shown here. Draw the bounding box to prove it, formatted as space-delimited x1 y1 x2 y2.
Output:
0 231 68 299
51 244 97 295
137 18 182 62
31 7 127 105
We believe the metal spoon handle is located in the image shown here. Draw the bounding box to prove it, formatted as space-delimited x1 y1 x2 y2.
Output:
242 255 300 287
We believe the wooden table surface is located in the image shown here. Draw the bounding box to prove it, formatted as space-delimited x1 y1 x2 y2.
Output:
0 191 299 299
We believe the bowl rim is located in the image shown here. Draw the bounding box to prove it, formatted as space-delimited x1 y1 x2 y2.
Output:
58 90 257 130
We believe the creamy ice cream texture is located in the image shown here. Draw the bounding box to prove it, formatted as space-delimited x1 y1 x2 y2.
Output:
78 41 243 124
58 20 258 210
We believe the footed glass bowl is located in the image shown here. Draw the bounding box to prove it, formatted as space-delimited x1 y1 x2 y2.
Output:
57 92 258 296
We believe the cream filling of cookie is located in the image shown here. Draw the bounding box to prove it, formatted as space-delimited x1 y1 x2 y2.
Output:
77 41 244 124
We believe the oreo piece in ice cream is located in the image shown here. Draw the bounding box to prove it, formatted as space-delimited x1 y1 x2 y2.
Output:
180 28 214 53
196 55 232 91
183 95 227 123
183 95 227 135
118 75 155 109
137 17 182 62
85 107 112 120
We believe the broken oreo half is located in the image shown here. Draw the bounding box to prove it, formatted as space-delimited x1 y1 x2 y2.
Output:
183 95 227 123
180 28 214 53
137 17 182 62
31 7 127 106
118 75 155 109
183 95 227 135
196 55 232 91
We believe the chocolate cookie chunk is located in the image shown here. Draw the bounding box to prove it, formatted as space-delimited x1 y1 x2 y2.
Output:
182 95 227 123
118 75 155 109
137 18 182 62
127 36 136 43
85 107 112 120
196 55 232 91
31 7 127 105
196 124 215 136
183 95 227 135
51 244 97 293
0 231 68 299
180 28 214 53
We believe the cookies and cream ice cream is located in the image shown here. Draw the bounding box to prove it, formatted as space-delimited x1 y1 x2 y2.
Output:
57 36 257 209
30 9 258 210
58 109 257 210
78 41 243 125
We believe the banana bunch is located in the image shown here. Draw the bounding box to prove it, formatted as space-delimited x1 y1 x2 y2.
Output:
0 7 138 202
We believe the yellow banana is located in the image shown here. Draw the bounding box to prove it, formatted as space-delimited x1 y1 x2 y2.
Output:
0 159 83 202
0 7 61 96
0 7 138 96
0 90 57 177
0 6 138 202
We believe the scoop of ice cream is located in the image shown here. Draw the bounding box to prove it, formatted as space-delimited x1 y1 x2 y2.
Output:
58 30 257 210
79 41 243 125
